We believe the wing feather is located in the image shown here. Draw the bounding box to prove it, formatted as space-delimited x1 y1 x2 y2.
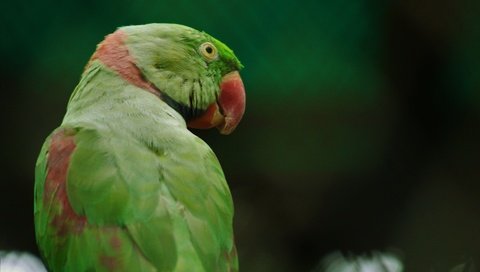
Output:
35 124 237 271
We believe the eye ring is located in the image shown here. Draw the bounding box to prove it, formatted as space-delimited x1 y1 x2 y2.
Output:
199 42 218 61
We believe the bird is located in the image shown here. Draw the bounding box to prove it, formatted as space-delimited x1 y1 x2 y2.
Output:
34 23 245 272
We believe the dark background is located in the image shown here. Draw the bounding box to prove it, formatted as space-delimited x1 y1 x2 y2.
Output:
2 0 480 271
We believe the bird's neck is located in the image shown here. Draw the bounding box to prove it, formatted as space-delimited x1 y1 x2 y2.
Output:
62 61 186 135
85 29 162 98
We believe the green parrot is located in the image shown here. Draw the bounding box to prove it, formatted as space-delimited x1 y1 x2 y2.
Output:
34 23 245 272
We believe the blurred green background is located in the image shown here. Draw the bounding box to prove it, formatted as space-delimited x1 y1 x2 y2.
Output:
2 0 480 271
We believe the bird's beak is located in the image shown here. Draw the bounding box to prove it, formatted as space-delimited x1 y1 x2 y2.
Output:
187 71 245 135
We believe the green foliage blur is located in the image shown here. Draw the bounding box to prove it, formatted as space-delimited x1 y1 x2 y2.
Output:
2 0 480 271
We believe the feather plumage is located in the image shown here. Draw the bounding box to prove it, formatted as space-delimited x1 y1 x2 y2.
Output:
34 24 243 272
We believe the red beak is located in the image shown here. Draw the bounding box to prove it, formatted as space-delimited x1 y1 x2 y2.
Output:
187 71 246 135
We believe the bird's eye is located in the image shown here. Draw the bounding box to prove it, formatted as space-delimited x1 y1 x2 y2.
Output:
199 42 218 61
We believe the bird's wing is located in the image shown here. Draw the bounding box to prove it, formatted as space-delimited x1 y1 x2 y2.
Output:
34 125 237 272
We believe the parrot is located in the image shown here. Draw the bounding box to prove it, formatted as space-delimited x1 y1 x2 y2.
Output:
34 23 245 272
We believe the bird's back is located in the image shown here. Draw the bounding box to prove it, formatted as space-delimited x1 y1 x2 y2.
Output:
34 62 238 271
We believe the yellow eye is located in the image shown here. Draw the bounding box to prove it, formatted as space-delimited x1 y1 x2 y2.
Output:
199 42 218 61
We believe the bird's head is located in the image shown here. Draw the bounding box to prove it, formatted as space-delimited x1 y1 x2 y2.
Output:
89 23 245 135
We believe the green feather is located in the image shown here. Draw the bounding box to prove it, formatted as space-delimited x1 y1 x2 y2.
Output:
123 24 242 112
35 24 240 271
